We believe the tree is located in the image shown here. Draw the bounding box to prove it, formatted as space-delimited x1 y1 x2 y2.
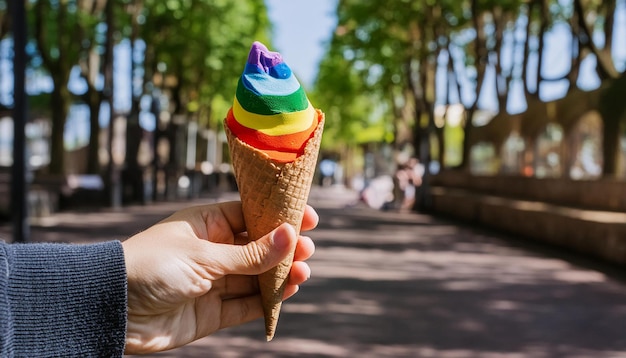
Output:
74 0 113 175
32 0 84 175
25 0 274 200
573 0 624 176
318 0 626 184
131 0 272 199
316 0 467 169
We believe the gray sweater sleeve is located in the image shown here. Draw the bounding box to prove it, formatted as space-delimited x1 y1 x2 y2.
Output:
0 241 127 357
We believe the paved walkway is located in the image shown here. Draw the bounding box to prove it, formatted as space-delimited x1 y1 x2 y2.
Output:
1 186 626 357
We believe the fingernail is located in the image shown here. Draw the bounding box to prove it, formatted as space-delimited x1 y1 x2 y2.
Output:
273 224 293 250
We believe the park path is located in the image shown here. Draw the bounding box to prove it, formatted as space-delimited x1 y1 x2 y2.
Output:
2 186 626 357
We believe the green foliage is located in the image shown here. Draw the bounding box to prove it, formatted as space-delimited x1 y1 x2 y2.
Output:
140 0 271 127
22 0 272 174
314 0 590 171
314 0 475 151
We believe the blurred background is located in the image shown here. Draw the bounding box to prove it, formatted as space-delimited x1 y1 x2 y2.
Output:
2 1 626 357
1 0 625 218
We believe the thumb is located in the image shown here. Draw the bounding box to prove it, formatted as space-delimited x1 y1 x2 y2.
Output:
218 223 297 276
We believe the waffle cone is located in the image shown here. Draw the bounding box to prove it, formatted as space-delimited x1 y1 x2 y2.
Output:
225 109 324 341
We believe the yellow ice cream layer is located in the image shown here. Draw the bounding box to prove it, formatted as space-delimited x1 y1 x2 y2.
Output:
233 97 316 136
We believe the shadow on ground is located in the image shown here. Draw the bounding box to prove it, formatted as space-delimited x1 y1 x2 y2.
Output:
145 190 626 358
2 187 625 357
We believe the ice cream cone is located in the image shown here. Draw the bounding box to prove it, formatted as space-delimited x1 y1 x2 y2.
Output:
225 110 324 341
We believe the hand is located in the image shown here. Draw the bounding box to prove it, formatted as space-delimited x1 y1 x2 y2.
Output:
122 201 318 354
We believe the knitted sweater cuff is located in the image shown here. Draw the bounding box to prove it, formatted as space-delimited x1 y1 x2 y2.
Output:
3 241 127 357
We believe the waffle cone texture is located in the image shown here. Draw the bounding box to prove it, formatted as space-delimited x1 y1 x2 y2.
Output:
225 109 324 341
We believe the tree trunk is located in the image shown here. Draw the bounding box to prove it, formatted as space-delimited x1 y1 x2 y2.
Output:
124 108 144 204
599 74 626 176
86 89 101 174
48 84 70 175
103 0 122 208
461 107 475 169
460 0 488 170
601 117 620 176
435 126 444 166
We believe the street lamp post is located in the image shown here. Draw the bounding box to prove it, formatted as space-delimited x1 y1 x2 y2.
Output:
10 0 30 243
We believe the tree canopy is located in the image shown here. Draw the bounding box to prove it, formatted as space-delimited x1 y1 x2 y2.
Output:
5 0 272 177
315 0 626 177
5 0 626 185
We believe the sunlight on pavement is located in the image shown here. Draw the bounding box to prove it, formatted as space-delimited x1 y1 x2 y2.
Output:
2 186 624 357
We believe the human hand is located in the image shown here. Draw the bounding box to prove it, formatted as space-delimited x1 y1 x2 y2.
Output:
122 201 317 354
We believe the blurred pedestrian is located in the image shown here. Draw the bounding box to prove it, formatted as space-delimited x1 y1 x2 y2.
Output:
394 158 423 210
0 201 317 356
361 174 394 209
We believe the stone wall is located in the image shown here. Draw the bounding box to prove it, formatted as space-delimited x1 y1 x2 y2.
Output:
432 170 626 212
430 170 626 266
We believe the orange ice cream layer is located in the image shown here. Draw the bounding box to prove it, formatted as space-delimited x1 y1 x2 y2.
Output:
226 108 320 162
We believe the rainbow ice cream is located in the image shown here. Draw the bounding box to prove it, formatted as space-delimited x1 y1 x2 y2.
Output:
225 41 322 162
224 41 324 341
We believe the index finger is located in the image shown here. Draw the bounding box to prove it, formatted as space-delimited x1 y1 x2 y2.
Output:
217 201 318 234
215 201 246 234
